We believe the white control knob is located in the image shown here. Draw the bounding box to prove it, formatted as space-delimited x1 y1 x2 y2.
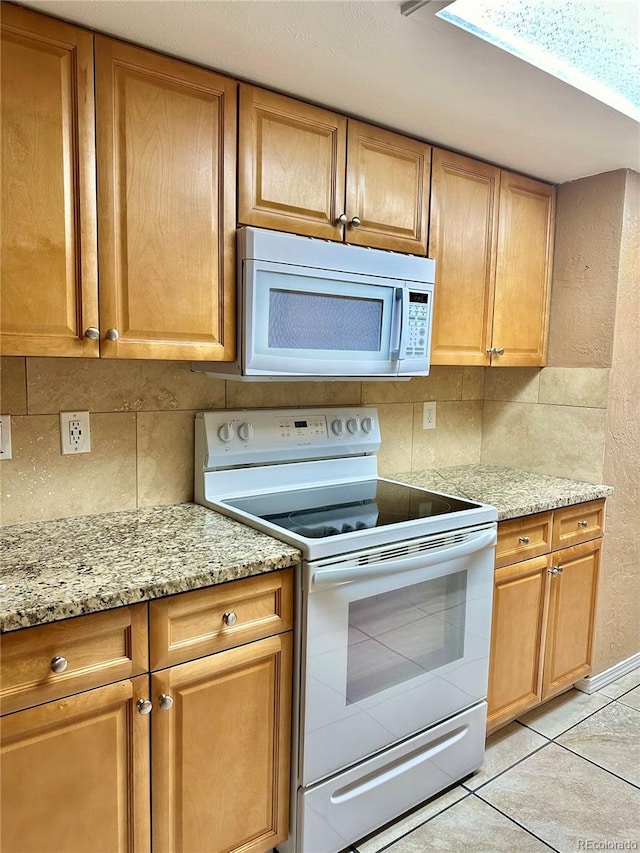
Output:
238 422 253 441
361 417 374 433
331 418 345 436
217 423 235 443
346 418 359 434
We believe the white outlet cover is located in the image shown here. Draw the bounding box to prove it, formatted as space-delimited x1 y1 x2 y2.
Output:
422 402 436 430
60 411 91 455
0 414 12 460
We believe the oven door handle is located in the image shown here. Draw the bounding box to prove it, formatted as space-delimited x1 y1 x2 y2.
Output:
311 528 497 587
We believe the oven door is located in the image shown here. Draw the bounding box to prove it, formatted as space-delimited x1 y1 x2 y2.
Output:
300 524 496 786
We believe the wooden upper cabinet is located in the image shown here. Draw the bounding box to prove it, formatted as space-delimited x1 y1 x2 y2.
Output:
238 84 430 254
238 84 346 240
429 149 499 365
429 149 555 367
95 37 237 360
492 172 556 367
0 5 98 357
345 120 430 253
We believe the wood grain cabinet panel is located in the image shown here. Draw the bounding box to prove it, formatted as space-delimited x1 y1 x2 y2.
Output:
487 555 550 732
429 150 555 366
429 149 499 365
0 604 149 715
239 84 430 254
0 676 150 853
95 37 237 360
151 632 292 853
492 171 556 366
149 569 294 669
238 84 346 240
488 502 603 733
542 539 601 700
0 4 98 357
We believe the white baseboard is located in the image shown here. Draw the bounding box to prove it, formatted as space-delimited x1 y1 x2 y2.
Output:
575 652 640 694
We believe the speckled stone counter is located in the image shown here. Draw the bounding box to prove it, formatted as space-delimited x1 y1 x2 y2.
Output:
393 464 613 521
0 504 301 633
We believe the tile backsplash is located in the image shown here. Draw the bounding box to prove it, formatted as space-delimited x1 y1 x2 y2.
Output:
0 358 486 525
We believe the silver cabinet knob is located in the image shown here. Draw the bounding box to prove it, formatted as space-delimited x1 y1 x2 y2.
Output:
84 327 100 340
556 565 564 573
336 213 348 225
578 520 589 528
50 655 68 674
518 536 530 544
350 216 362 227
223 611 237 627
548 567 559 576
158 693 174 710
487 346 505 355
105 328 119 341
136 698 152 715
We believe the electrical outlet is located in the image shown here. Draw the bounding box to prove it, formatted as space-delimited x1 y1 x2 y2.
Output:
60 411 91 455
0 415 12 460
422 402 436 430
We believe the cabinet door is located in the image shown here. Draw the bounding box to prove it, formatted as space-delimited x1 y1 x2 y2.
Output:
0 5 98 357
345 121 430 254
95 37 237 360
487 555 550 733
428 149 499 365
542 539 601 700
238 84 346 240
491 172 556 367
152 632 292 853
0 677 150 853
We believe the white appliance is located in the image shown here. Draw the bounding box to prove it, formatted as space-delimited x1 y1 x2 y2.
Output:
192 227 435 381
194 407 497 853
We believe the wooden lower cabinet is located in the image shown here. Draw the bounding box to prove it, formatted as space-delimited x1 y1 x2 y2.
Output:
542 539 601 700
487 507 602 734
0 676 150 853
487 555 550 730
151 632 292 853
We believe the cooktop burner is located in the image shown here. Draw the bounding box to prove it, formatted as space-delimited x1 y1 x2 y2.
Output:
223 479 481 540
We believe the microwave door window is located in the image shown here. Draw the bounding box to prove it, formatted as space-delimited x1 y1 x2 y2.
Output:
268 290 383 352
245 262 398 374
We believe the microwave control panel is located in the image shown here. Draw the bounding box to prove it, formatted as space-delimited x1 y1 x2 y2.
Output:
406 292 431 359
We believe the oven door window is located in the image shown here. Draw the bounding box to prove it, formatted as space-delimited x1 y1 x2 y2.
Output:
347 573 466 704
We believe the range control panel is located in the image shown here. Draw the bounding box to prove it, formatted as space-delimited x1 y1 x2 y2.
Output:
197 407 381 470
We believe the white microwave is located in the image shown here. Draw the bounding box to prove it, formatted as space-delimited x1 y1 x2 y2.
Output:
193 227 435 381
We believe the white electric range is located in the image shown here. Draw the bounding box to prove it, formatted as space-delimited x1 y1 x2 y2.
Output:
195 407 497 853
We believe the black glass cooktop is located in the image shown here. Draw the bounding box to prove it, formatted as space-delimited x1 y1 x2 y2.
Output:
224 479 481 539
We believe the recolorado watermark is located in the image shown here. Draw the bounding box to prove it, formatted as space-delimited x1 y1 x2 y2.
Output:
577 842 638 851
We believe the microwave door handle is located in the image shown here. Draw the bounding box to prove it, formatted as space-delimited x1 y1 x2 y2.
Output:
390 287 405 361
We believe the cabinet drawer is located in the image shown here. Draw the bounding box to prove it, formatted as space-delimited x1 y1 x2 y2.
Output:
495 512 553 568
149 569 294 670
0 604 149 715
552 500 605 550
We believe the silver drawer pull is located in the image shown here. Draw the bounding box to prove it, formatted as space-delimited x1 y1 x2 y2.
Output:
223 611 237 627
518 536 530 544
137 698 152 715
50 655 68 674
578 520 589 528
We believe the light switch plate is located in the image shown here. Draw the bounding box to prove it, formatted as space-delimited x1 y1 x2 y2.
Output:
60 411 91 454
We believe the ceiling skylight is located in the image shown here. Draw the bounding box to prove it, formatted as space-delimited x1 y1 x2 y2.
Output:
436 0 640 121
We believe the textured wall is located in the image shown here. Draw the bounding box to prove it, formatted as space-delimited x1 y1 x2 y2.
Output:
594 170 640 673
546 170 625 367
0 359 485 525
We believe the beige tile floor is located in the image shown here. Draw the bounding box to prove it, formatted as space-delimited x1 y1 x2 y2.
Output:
347 667 640 853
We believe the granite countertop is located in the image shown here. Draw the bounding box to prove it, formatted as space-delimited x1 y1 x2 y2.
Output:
393 464 613 521
1 466 613 634
0 504 301 633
